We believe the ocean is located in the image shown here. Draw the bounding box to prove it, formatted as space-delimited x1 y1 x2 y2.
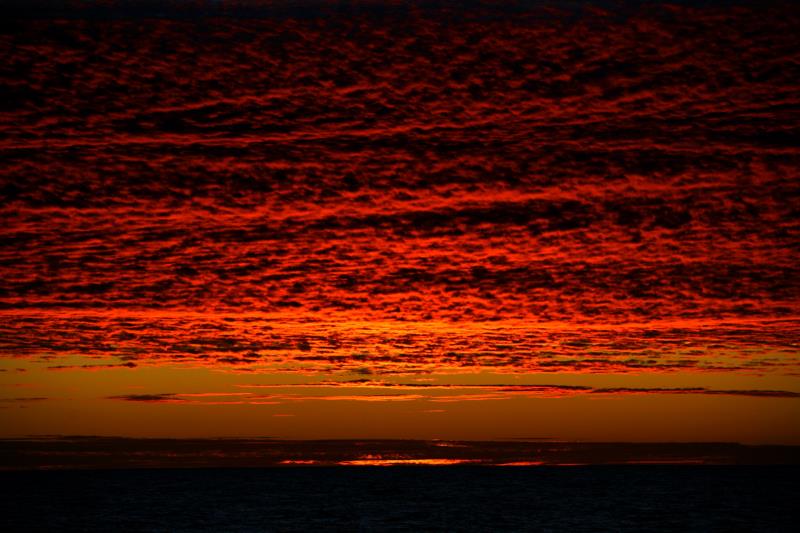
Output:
2 466 797 532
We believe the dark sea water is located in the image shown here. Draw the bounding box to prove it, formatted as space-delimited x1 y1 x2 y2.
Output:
1 466 797 532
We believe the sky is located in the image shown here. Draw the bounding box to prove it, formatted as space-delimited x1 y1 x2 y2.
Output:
1 1 799 445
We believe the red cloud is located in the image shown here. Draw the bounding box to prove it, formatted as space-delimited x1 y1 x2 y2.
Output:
1 3 798 382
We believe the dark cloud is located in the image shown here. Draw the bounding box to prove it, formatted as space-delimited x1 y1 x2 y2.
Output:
112 383 800 403
591 387 800 398
107 393 180 403
0 397 48 402
47 362 138 371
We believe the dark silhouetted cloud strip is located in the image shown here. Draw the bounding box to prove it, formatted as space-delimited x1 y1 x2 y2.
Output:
2 436 800 470
105 383 800 405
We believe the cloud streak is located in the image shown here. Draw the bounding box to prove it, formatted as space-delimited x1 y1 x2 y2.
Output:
105 382 800 405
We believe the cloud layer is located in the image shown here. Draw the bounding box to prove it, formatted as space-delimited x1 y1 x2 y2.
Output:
1 2 798 378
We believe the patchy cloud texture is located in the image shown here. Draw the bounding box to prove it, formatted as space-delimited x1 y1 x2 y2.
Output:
1 2 798 392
